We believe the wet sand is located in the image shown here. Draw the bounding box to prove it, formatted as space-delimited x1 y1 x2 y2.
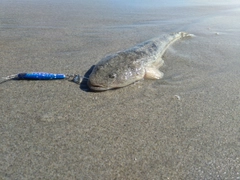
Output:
0 0 239 179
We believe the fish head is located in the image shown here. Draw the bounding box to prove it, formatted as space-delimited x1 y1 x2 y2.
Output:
88 57 145 91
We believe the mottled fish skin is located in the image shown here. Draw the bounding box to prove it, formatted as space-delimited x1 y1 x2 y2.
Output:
88 32 192 91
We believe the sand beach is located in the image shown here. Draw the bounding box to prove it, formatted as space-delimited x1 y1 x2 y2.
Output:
0 0 239 179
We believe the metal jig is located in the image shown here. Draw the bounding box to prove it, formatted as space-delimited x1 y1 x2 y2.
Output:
2 72 88 84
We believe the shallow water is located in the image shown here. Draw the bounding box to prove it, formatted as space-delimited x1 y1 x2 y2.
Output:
0 0 240 179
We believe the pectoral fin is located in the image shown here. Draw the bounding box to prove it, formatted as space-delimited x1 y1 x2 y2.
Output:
144 67 164 79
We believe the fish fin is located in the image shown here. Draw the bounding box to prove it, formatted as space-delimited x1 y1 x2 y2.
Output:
144 67 164 79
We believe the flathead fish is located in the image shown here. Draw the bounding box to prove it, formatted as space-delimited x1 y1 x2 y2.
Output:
88 32 192 91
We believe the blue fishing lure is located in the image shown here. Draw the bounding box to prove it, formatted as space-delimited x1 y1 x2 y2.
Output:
2 72 85 84
17 72 66 80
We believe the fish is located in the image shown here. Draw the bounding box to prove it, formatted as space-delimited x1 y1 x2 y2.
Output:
88 32 192 91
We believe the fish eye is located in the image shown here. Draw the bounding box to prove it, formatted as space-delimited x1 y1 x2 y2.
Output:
97 65 104 70
108 73 117 79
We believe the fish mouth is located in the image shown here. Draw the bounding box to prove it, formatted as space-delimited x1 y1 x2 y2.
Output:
87 80 110 91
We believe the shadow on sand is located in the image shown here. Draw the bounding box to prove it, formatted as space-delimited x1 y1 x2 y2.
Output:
79 65 95 92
